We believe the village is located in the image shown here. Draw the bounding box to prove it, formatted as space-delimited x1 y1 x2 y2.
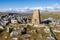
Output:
0 9 60 40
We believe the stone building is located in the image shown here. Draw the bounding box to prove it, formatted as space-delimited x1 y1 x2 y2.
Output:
32 9 41 24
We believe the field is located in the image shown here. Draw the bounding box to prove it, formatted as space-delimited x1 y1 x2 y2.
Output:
41 12 60 20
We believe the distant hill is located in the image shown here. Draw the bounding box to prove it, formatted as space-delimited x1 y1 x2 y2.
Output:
0 12 33 18
0 12 60 19
0 11 60 15
0 12 8 16
41 12 60 14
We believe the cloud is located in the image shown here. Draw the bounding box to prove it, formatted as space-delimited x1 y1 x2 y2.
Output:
45 3 60 11
29 3 60 12
37 3 60 12
0 3 60 12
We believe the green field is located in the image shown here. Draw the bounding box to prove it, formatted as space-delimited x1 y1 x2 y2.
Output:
41 13 60 20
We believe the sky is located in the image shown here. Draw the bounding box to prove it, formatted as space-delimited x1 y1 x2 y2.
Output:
0 0 60 12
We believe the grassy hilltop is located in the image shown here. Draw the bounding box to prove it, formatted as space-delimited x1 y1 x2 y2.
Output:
0 12 60 40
